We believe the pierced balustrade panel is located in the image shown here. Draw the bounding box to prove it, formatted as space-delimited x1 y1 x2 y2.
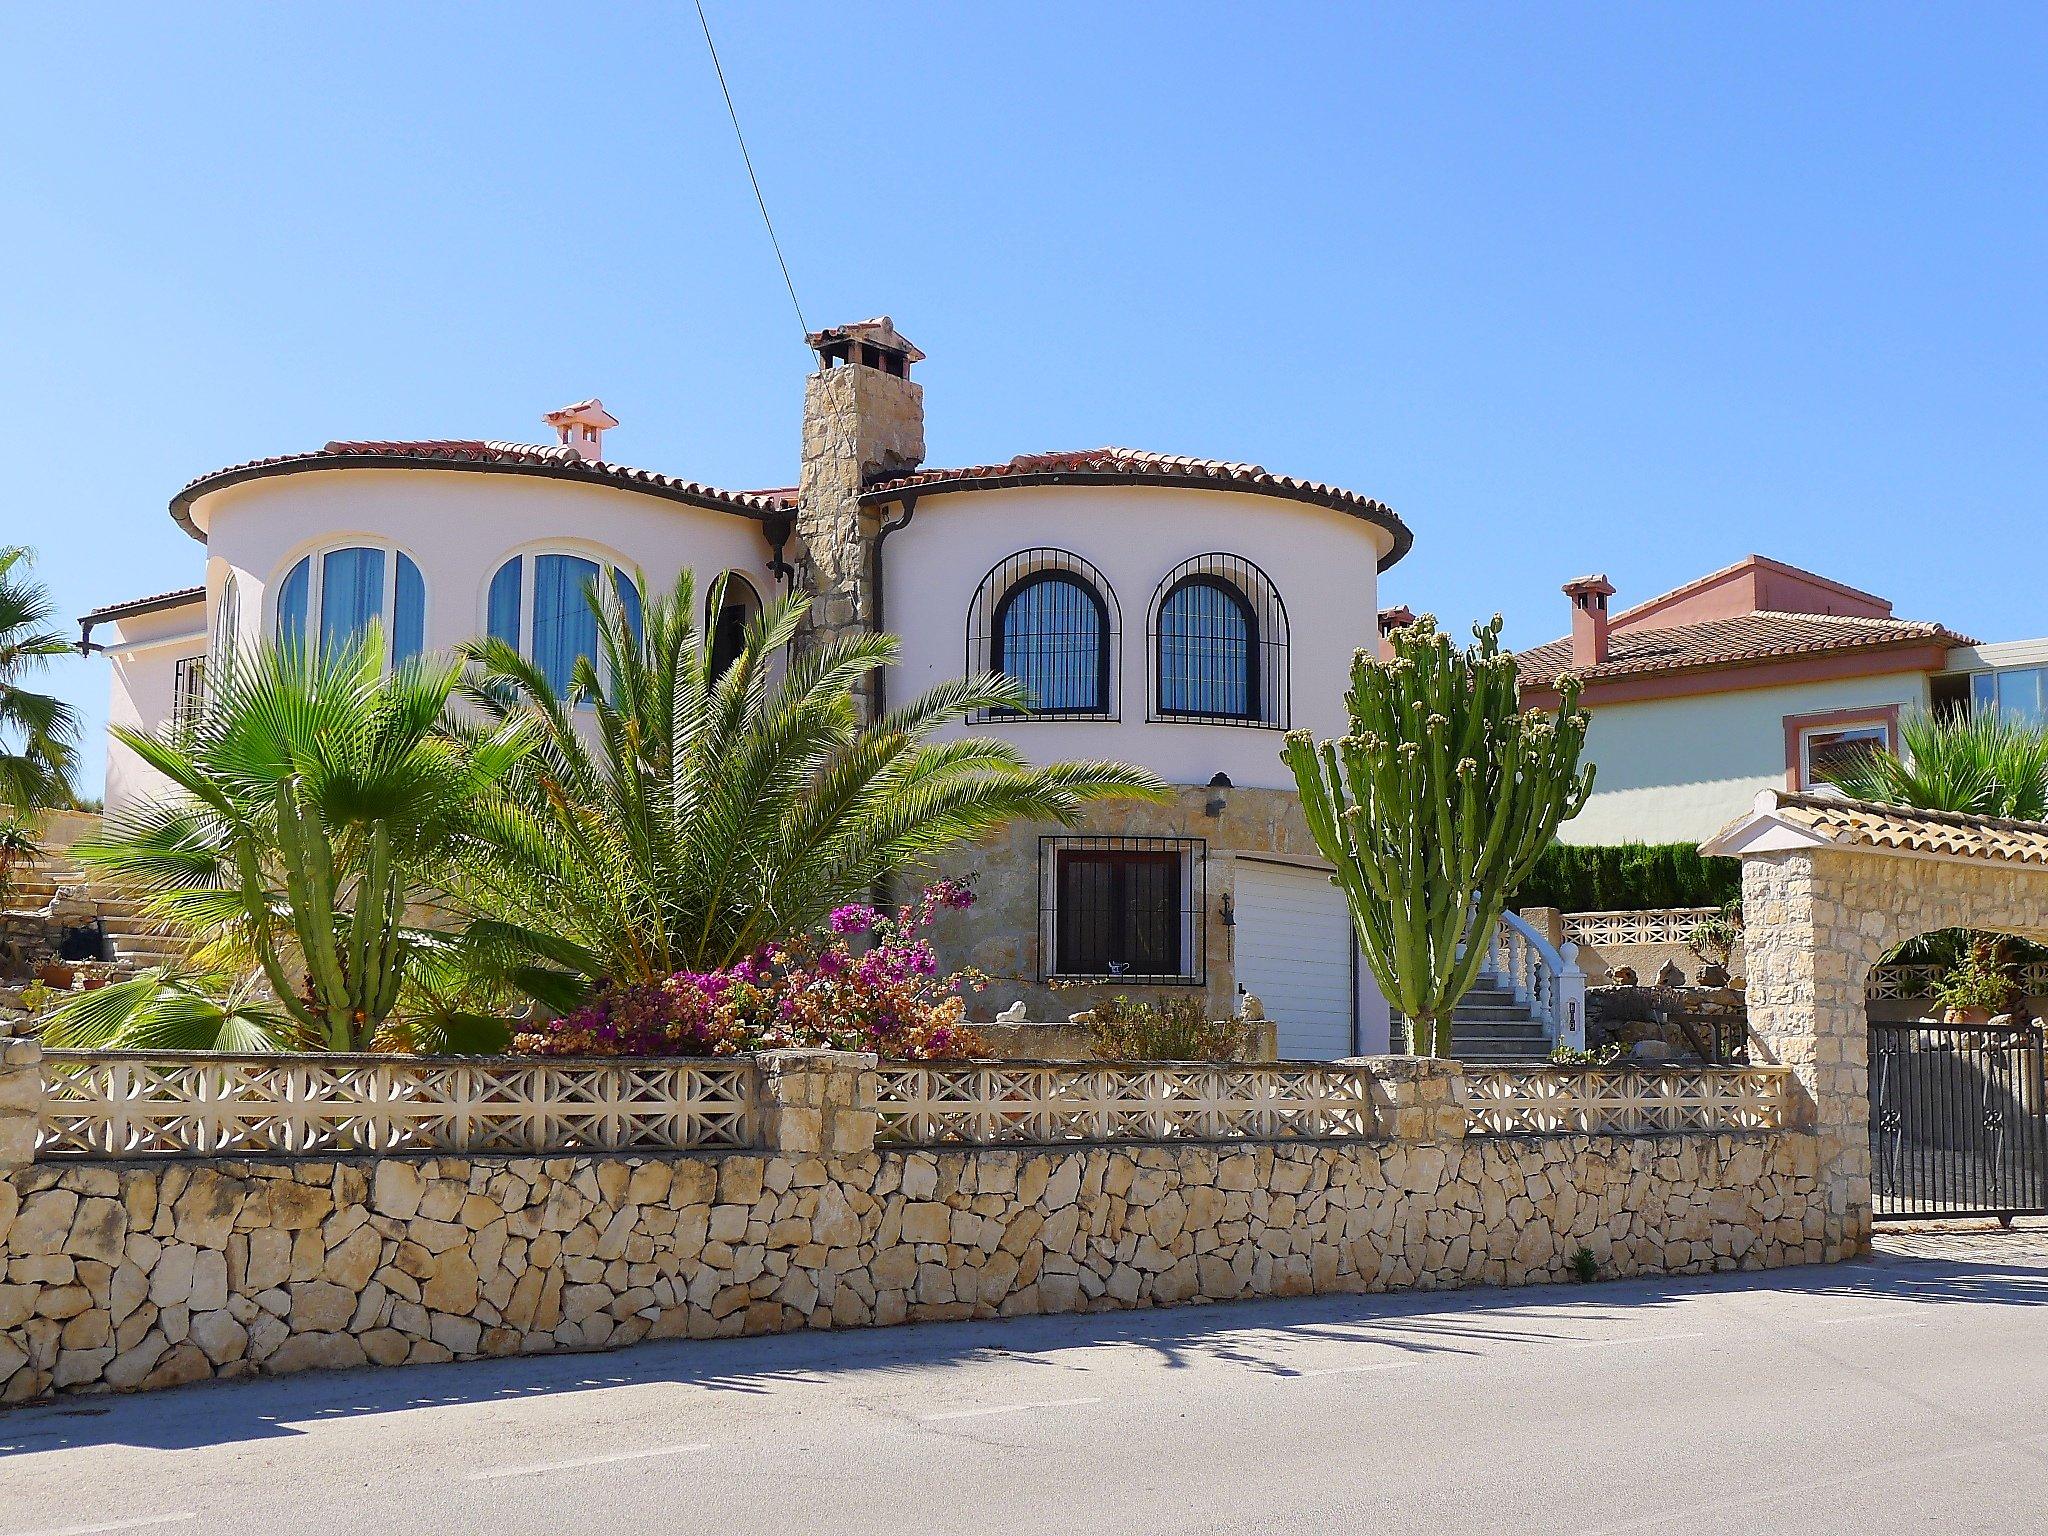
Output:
1560 909 1721 947
873 1062 1376 1146
37 1053 757 1159
1868 961 2048 1000
1464 1066 1792 1137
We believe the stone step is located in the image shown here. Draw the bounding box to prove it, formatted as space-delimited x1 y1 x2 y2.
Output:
1452 1003 1538 1022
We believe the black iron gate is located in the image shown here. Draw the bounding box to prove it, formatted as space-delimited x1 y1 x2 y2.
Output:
1869 1021 2048 1221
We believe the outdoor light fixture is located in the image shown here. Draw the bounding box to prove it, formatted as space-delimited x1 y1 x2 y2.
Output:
1204 771 1233 817
1219 890 1235 927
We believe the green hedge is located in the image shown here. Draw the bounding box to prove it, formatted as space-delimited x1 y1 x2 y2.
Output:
1511 842 1742 913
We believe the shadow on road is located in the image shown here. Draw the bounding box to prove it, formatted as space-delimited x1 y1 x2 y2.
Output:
5 1243 2045 1459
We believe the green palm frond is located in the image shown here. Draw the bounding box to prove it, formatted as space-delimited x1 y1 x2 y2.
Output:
1827 709 2048 821
449 568 1167 993
42 967 299 1052
0 546 79 811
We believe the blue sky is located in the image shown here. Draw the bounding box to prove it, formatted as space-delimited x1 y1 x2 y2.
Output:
6 3 2044 796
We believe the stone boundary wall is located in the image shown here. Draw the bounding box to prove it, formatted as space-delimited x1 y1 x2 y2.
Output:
0 1071 1839 1403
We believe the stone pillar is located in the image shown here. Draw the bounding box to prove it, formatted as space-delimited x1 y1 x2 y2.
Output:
754 1049 877 1157
794 359 924 711
1739 850 1871 1258
1345 1056 1469 1142
1518 906 1566 949
0 1037 43 1170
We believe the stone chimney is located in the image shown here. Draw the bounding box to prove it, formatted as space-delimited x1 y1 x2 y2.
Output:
1563 574 1616 668
542 399 618 462
795 318 926 679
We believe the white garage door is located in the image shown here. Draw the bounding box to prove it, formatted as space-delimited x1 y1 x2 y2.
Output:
1233 861 1369 1060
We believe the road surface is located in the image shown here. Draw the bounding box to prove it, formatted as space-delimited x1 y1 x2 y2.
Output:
2 1228 2045 1535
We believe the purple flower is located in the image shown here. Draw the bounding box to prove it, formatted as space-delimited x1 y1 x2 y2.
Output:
828 904 877 935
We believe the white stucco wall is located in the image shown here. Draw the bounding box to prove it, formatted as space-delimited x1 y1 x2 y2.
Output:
881 484 1390 790
103 601 207 816
1559 670 1932 846
194 469 778 663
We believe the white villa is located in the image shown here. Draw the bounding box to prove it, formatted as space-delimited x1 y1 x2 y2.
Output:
80 319 1414 1056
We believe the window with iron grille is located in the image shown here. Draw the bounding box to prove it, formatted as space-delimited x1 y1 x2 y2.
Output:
966 550 1119 720
1148 554 1288 728
1039 835 1205 984
171 655 206 732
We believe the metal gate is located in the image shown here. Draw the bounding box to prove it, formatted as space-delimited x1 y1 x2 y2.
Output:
1869 1021 2048 1221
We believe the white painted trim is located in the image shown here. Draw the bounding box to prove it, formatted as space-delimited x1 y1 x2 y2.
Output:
102 629 208 658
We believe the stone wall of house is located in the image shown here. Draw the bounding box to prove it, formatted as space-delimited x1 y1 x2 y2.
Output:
926 784 1324 1023
0 1125 1830 1404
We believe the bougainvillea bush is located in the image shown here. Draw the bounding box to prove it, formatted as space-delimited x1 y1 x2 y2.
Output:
512 882 986 1061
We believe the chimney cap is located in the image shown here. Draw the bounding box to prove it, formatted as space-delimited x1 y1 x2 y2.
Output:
807 316 926 366
542 398 619 432
1377 604 1416 633
1562 573 1616 598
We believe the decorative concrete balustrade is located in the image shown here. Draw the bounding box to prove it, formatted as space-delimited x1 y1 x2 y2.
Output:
9 1047 1796 1163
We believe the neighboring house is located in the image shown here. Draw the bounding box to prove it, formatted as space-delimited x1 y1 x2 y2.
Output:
78 318 1408 1055
1515 555 1976 845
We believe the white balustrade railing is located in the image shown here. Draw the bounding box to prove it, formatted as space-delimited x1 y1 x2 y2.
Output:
873 1062 1377 1147
1485 911 1588 1050
1464 1065 1793 1136
1561 908 1722 948
37 1052 757 1159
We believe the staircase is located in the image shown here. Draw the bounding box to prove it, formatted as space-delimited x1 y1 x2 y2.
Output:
1448 979 1550 1061
5 857 189 972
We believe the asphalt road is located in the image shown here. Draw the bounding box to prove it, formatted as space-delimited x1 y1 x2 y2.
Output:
2 1231 2046 1536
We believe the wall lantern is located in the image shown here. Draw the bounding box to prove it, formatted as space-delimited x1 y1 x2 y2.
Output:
1204 771 1233 818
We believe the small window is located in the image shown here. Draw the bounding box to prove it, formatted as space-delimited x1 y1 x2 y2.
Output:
706 573 762 678
487 552 643 695
171 655 206 732
1038 835 1206 984
1149 554 1288 728
1802 722 1891 787
273 545 425 664
966 550 1119 721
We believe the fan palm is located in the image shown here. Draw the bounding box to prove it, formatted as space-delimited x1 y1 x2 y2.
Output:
76 631 532 1050
1826 709 2048 821
445 569 1166 1005
0 546 79 811
42 965 297 1052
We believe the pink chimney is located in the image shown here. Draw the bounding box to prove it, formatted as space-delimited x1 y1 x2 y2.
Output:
1562 574 1616 668
542 399 619 462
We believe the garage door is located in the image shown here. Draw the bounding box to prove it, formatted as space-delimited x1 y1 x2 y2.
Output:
1232 861 1379 1060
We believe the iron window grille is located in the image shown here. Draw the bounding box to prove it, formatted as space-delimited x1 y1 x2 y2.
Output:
966 549 1120 721
1038 835 1206 985
1148 553 1288 728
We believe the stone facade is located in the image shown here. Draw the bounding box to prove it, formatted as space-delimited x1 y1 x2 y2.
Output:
927 784 1325 1023
0 1117 1830 1404
793 359 925 688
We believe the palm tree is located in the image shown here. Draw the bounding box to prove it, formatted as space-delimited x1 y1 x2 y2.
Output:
1827 709 2048 820
1828 708 2048 993
44 965 296 1052
0 546 79 812
445 570 1166 1006
75 631 532 1050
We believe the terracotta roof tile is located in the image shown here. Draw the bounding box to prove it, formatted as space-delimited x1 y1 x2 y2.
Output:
169 441 796 540
79 585 206 623
1743 792 2048 867
862 447 1412 571
1517 611 1972 688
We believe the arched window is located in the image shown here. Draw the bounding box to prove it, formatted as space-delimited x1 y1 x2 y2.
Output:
1149 555 1288 728
705 572 762 678
994 572 1109 714
487 551 643 695
965 550 1119 721
274 544 425 664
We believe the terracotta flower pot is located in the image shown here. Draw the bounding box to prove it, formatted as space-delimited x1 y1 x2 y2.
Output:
38 961 74 989
1944 1005 1995 1025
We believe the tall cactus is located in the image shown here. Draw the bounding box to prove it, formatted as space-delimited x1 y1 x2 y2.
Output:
1283 615 1593 1058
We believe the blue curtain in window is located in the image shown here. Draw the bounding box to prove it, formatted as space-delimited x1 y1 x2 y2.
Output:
996 574 1104 712
318 547 385 660
612 569 644 648
487 558 522 649
275 558 311 652
392 554 425 663
1158 578 1253 718
533 554 600 694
